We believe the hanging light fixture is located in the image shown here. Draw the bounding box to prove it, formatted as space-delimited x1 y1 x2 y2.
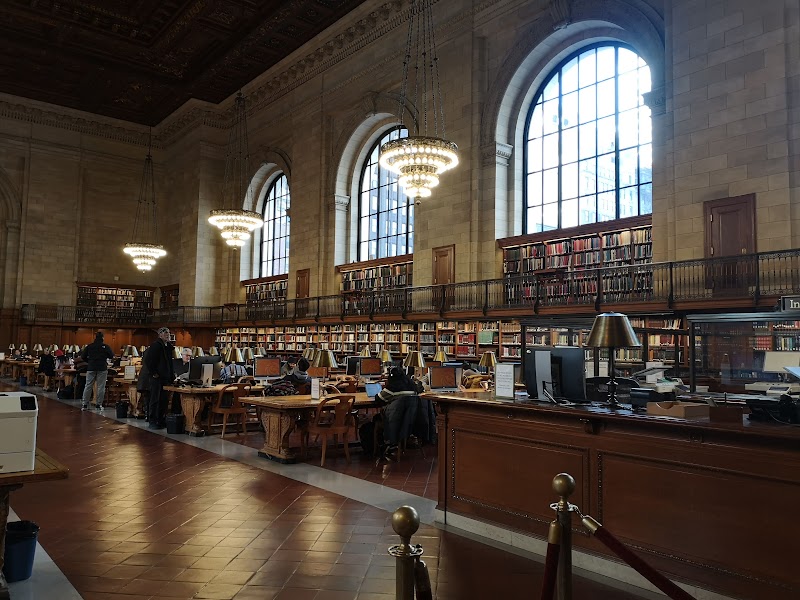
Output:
379 0 458 203
124 129 166 271
208 91 263 247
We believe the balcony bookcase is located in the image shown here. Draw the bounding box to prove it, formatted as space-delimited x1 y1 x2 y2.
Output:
500 215 652 305
76 283 154 311
159 284 179 308
337 254 413 315
243 275 288 305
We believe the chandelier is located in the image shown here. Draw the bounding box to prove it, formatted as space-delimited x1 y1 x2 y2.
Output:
124 130 166 271
379 0 458 202
209 91 263 247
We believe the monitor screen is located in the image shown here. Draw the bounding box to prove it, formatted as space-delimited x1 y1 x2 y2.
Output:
430 366 458 389
255 357 281 377
345 356 360 376
359 357 382 376
188 355 222 381
550 347 586 401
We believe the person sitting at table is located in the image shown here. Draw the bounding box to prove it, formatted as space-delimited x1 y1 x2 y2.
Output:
12 348 24 361
280 357 297 377
282 357 311 386
173 348 192 378
376 367 436 462
54 349 70 371
73 354 88 400
220 359 248 384
36 347 56 391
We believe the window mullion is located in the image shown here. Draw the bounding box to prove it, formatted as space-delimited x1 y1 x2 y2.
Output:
614 48 621 220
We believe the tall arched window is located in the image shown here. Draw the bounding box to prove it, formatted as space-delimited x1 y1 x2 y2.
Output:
524 44 652 233
358 126 411 261
261 174 290 277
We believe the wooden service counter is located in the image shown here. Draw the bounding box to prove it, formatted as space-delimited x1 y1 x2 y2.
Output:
428 391 800 600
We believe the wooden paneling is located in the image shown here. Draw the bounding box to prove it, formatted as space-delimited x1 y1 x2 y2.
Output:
434 395 800 600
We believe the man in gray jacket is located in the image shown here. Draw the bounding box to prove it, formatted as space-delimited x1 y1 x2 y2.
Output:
80 332 114 411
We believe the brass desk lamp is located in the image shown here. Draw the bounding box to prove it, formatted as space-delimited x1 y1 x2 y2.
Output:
585 312 641 407
433 349 448 363
403 350 426 378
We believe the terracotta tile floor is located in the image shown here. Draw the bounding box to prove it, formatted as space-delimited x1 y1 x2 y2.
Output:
7 385 646 600
238 430 438 501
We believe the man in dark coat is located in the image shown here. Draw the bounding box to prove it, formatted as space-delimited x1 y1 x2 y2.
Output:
80 332 114 411
143 327 174 429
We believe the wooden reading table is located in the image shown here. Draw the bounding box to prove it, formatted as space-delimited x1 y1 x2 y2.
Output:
241 392 378 463
164 384 264 435
114 378 142 417
0 450 69 598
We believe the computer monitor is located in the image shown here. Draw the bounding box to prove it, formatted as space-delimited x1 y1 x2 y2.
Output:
359 357 382 377
345 356 360 376
429 366 459 390
188 355 222 383
254 357 281 377
550 347 586 401
524 348 552 400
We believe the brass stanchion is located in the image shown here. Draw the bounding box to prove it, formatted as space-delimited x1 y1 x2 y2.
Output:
388 506 424 600
550 473 577 600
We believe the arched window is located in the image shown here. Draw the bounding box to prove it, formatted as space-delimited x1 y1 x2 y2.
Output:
260 174 290 277
524 44 652 233
358 126 411 261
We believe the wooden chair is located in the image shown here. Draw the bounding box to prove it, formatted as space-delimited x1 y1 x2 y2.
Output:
302 394 355 467
208 383 252 438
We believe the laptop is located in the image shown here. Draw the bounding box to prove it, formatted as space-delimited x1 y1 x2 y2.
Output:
429 366 460 393
364 382 383 398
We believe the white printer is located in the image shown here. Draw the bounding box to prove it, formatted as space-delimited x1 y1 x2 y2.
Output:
0 392 38 473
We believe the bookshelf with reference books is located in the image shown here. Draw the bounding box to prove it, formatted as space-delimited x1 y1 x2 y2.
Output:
499 216 652 305
337 254 413 314
76 283 154 311
159 284 179 308
243 275 288 306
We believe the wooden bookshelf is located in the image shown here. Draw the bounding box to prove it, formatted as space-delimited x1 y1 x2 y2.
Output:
76 282 154 311
243 275 288 306
159 284 179 308
499 216 652 304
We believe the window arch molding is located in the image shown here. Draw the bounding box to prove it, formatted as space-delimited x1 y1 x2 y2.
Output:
480 0 664 238
330 108 400 265
239 147 291 281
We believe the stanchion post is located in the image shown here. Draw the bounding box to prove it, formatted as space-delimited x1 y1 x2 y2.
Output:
552 473 577 600
388 505 424 600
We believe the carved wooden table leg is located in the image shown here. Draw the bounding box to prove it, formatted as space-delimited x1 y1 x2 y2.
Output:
180 394 207 436
259 408 303 463
128 385 141 417
0 484 22 600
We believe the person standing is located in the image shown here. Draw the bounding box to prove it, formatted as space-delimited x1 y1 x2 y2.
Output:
36 347 56 391
80 332 114 411
143 327 174 429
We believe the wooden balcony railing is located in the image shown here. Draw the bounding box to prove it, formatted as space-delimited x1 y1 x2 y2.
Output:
19 249 800 327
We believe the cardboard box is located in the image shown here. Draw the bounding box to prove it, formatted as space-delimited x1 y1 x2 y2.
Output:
646 401 710 419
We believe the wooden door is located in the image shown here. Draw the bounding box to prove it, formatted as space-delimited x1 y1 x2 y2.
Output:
295 269 310 318
433 245 455 310
704 195 756 294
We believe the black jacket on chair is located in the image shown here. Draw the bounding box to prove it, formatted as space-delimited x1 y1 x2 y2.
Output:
382 394 437 446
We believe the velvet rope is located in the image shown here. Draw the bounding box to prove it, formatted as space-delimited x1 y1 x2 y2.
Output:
540 541 560 600
592 526 695 600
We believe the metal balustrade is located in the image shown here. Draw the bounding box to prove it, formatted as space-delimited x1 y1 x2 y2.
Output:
19 249 800 327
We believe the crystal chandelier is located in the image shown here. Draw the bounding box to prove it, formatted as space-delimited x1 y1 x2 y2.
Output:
124 130 166 271
379 0 458 202
209 91 263 247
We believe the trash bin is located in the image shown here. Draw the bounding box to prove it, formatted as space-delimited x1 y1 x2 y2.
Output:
166 413 185 434
115 401 129 418
3 520 39 583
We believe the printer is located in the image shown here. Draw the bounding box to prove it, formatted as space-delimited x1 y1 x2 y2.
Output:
0 392 38 473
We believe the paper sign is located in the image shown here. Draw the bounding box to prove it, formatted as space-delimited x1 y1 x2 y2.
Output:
494 363 515 399
124 365 136 380
310 378 321 399
0 352 5 360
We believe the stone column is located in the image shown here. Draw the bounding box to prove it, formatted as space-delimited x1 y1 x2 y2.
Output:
329 194 350 268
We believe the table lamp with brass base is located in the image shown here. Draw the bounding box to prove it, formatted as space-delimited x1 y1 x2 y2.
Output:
403 350 426 378
585 312 641 407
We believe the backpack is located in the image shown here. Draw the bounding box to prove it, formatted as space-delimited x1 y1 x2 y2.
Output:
57 384 75 400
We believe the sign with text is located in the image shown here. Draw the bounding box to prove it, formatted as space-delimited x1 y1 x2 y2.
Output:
782 296 800 311
124 365 136 380
310 378 321 399
494 363 515 399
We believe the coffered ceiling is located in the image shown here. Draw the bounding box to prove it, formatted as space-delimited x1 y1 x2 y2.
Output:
0 0 369 125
